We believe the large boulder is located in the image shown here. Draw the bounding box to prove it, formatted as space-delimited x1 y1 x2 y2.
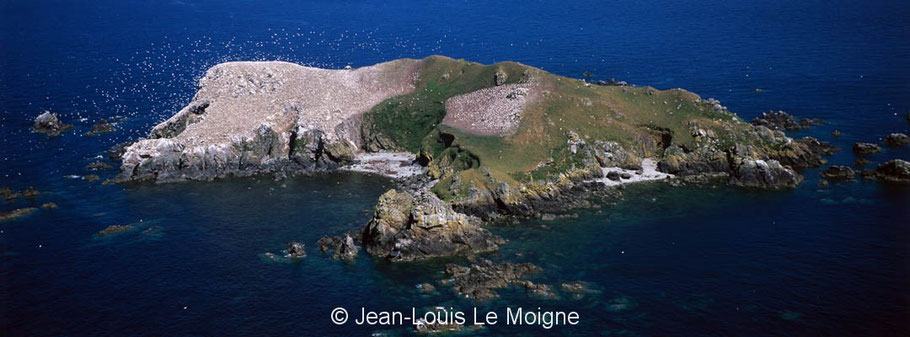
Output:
361 189 503 261
729 157 801 188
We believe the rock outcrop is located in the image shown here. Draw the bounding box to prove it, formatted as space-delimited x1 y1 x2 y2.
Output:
317 234 360 260
98 225 134 236
85 119 116 135
443 259 540 301
0 207 37 222
750 110 818 131
361 189 503 261
115 60 421 183
32 111 72 136
820 166 856 181
862 159 910 183
884 133 909 146
853 142 881 155
285 241 306 258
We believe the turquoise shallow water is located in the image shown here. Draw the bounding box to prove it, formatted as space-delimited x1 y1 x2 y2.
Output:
1 0 909 336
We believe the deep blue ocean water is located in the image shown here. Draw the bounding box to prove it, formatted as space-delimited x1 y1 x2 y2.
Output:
1 0 909 336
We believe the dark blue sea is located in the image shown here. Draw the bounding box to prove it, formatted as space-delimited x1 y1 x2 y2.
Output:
1 0 909 336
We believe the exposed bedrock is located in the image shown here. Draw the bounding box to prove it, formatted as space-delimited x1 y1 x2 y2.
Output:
360 189 504 261
116 59 420 183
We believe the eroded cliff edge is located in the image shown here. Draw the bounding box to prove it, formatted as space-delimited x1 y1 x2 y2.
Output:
116 55 835 261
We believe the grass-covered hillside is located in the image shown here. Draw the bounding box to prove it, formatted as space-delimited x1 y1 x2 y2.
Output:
361 56 787 202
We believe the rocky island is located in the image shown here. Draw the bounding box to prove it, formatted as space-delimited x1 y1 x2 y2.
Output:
114 55 836 261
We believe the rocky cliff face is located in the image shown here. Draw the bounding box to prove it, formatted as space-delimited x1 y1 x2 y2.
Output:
116 59 420 183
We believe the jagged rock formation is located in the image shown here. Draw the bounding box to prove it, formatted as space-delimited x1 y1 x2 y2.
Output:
116 59 420 183
884 133 909 146
853 142 881 155
862 159 910 183
32 111 72 136
361 189 503 261
750 110 819 131
443 259 540 301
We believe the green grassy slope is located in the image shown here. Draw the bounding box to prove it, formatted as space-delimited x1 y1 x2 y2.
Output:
361 56 763 201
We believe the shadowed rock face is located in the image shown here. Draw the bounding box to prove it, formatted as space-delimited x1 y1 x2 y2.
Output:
116 59 421 183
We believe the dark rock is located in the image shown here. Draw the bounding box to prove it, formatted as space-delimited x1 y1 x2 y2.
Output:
853 142 881 155
854 158 868 167
41 202 58 209
361 189 503 261
606 171 621 181
107 142 131 162
318 234 361 260
595 78 629 86
98 224 134 236
87 161 113 170
819 166 855 181
83 175 100 182
85 119 116 135
444 259 540 301
863 159 910 183
832 130 842 137
285 241 306 258
750 110 806 131
0 208 37 222
620 172 632 179
884 133 909 146
32 111 73 136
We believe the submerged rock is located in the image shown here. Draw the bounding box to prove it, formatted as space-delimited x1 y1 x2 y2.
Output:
41 202 58 209
820 166 855 181
85 119 116 135
444 259 540 301
0 207 38 222
853 142 881 155
32 111 73 136
361 189 503 261
22 187 39 199
98 224 134 236
884 133 909 146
